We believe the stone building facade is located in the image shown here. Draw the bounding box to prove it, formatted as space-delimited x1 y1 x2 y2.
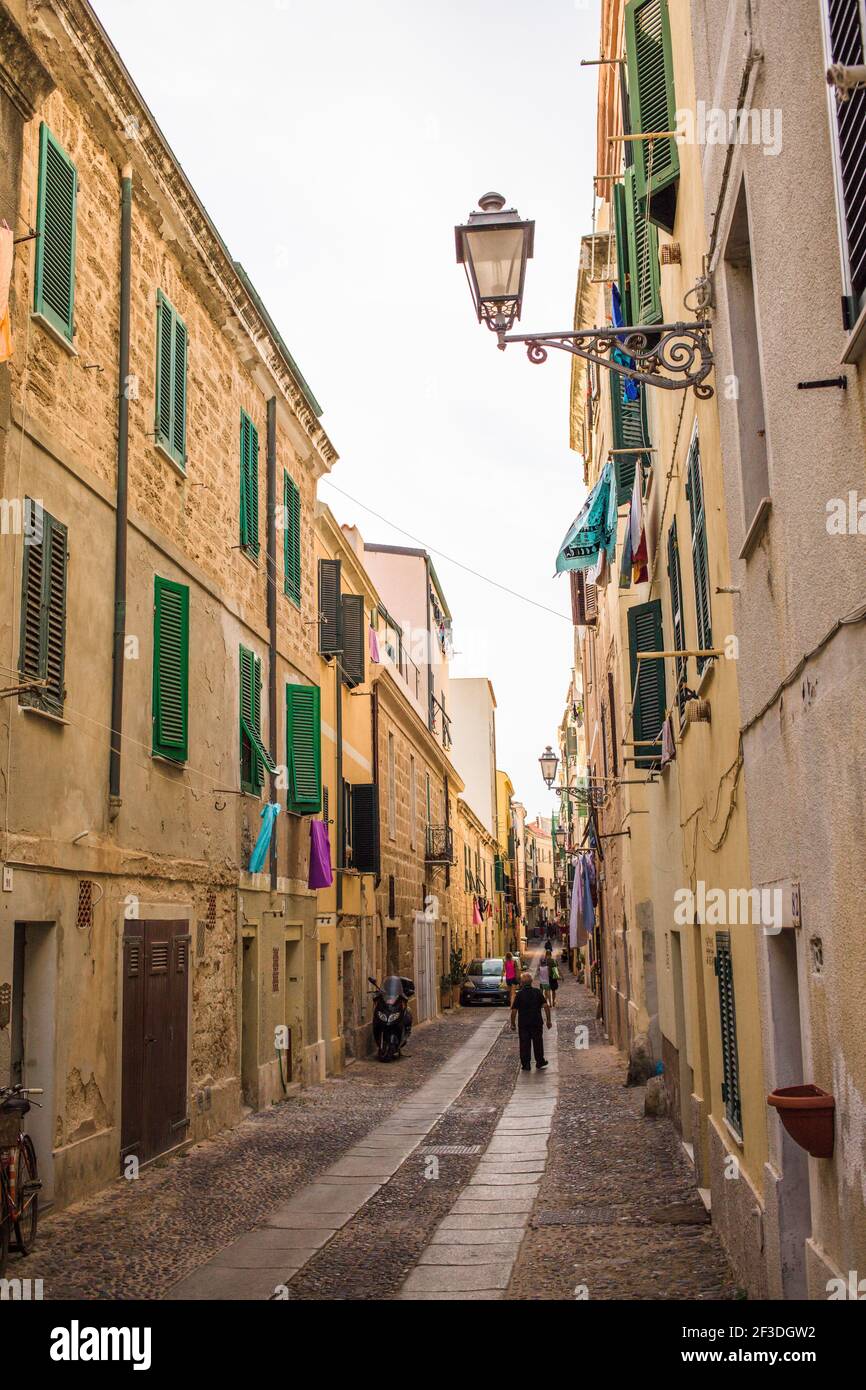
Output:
0 0 335 1208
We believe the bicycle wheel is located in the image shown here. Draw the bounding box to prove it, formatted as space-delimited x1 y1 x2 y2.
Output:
14 1137 38 1255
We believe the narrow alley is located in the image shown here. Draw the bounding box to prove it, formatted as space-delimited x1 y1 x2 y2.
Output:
22 952 736 1302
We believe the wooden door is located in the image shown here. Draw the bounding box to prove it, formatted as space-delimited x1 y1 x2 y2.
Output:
121 920 190 1167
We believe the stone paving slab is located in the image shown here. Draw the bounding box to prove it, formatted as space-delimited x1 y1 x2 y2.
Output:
430 1227 527 1246
439 1211 529 1231
164 1264 293 1301
402 1262 513 1293
264 1208 352 1230
461 1183 540 1200
468 1170 543 1186
419 1242 522 1265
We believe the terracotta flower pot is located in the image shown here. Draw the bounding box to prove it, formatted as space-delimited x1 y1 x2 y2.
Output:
767 1085 835 1159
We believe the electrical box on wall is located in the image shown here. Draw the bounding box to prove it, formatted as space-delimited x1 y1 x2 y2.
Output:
2 866 12 892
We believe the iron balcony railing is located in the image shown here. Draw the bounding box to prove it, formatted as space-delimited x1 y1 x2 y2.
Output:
425 824 454 865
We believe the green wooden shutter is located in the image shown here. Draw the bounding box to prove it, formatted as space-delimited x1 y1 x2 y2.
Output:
666 519 687 715
714 932 742 1135
340 593 365 688
624 0 680 233
624 165 662 326
613 180 633 325
152 576 189 761
627 599 666 768
19 506 67 716
686 433 713 670
611 387 650 505
239 412 260 557
351 784 380 875
240 645 275 793
286 683 322 813
155 292 188 470
33 123 77 340
283 471 301 606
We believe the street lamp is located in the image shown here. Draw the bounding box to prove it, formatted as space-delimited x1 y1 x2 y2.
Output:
454 192 534 335
554 823 567 852
455 192 714 396
539 745 559 790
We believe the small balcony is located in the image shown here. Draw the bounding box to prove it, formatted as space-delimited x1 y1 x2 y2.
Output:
425 824 454 865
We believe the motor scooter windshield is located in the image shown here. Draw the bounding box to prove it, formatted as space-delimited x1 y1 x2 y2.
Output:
381 976 404 1005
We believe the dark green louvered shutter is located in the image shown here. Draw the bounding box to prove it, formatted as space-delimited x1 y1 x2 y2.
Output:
625 165 662 326
611 387 650 505
239 645 275 793
318 558 341 657
19 505 67 716
613 179 633 325
624 0 680 233
152 576 189 761
666 519 687 715
283 471 301 605
714 932 742 1135
351 784 380 875
627 599 666 768
686 433 713 671
33 123 77 341
155 292 188 470
340 593 365 688
240 412 260 557
286 683 321 814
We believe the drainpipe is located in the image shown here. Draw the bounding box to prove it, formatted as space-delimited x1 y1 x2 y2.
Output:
424 554 433 732
109 165 132 819
371 681 380 888
266 397 278 891
335 654 343 912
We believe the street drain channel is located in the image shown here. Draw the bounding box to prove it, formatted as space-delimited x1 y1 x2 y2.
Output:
421 1144 482 1156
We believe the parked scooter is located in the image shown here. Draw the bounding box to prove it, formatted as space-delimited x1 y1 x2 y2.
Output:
368 975 414 1061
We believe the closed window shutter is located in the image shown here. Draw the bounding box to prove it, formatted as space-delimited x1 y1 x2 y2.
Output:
624 0 680 233
351 784 380 875
152 576 189 761
607 670 619 777
613 180 632 324
686 433 713 670
240 412 260 557
318 558 341 656
19 506 68 715
826 0 866 324
666 518 687 714
571 570 598 627
283 471 301 605
624 165 662 326
627 599 666 768
340 593 365 687
154 293 188 470
714 932 742 1135
34 123 77 340
286 683 321 813
611 387 650 504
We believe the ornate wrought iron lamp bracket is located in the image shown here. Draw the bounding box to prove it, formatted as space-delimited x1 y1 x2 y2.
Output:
496 321 715 397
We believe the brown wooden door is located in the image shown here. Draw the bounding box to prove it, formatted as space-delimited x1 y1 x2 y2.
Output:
121 920 190 1167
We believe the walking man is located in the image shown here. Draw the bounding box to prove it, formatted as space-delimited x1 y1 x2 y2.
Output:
510 971 552 1071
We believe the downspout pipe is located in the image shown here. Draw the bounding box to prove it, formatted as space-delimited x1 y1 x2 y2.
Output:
109 166 132 816
336 652 343 912
266 396 278 891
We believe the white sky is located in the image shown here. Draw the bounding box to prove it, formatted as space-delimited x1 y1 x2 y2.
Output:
94 0 598 817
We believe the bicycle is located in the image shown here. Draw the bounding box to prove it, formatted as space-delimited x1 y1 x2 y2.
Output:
0 1085 42 1277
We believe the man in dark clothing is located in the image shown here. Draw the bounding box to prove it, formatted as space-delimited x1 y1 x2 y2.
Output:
510 972 552 1070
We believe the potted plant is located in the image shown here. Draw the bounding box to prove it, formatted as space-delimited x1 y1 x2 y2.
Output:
767 1084 835 1158
449 947 464 1008
439 974 452 1010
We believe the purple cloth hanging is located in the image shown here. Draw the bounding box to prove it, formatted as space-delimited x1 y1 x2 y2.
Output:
309 819 333 889
369 626 381 663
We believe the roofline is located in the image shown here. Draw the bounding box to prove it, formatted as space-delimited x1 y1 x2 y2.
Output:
363 542 453 622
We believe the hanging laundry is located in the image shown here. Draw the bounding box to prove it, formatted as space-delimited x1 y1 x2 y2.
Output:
569 860 588 948
555 461 618 574
472 897 483 927
368 625 381 664
582 855 596 933
248 802 281 873
661 716 676 768
308 818 333 889
619 515 633 590
0 222 14 364
629 463 649 583
611 283 640 403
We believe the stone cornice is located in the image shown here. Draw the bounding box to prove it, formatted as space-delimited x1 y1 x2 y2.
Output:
29 0 338 476
0 3 54 119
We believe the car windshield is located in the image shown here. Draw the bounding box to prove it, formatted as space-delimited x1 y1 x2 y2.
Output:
468 959 504 976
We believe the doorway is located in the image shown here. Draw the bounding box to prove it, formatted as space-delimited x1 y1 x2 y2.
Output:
284 938 302 1084
319 945 330 1069
670 929 694 1143
766 929 811 1299
10 922 56 1202
121 920 190 1167
240 934 259 1107
342 949 355 1060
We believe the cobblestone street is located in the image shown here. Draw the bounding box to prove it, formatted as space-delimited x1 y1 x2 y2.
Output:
21 954 738 1301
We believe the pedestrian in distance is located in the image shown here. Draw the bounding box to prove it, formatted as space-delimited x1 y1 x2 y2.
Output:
537 953 551 1003
504 950 518 1006
546 949 561 1008
510 971 552 1070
